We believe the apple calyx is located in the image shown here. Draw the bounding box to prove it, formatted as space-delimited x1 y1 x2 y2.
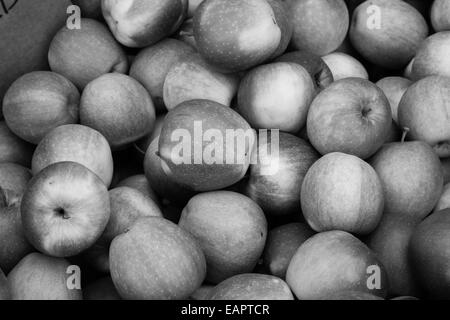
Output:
401 127 410 143
54 207 70 220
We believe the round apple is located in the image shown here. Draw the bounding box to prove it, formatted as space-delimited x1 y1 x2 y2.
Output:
350 0 428 69
158 99 255 192
8 253 83 300
412 32 450 80
80 73 156 150
398 76 450 158
102 0 187 48
431 0 450 32
178 191 267 283
286 230 388 300
32 124 114 186
48 18 128 89
2 71 79 144
376 77 411 124
307 78 391 159
110 217 206 300
244 132 319 216
237 62 315 133
287 0 349 56
322 52 368 81
301 152 384 234
21 162 110 257
208 274 294 300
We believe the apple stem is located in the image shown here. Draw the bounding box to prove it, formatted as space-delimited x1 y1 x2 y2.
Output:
401 127 410 143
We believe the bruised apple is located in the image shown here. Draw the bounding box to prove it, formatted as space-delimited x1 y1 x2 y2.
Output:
158 100 254 192
178 191 267 283
110 217 206 300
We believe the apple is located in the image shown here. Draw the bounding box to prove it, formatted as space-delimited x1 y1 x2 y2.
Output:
32 124 114 187
243 132 319 216
398 76 450 158
0 0 70 102
0 188 33 273
321 52 368 81
376 77 411 124
266 0 293 60
263 223 315 279
190 285 214 300
116 174 160 204
102 0 187 48
411 32 450 80
286 230 388 300
84 277 121 300
158 99 254 192
48 18 129 89
301 152 384 234
307 78 391 159
370 141 443 218
178 191 267 283
193 0 290 72
0 121 34 167
129 39 195 111
21 162 110 257
275 51 334 90
320 291 384 300
0 163 31 195
237 62 315 133
80 73 156 150
443 158 450 184
163 54 239 110
8 252 82 300
349 0 428 69
434 184 450 212
2 71 80 144
410 209 450 299
431 0 450 32
0 268 8 300
110 217 206 299
286 0 349 56
72 0 102 18
208 274 294 300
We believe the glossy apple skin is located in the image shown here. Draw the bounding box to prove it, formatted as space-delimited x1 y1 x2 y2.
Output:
178 191 267 283
302 153 384 234
412 32 450 80
263 223 315 279
208 274 294 300
144 138 196 206
0 189 33 273
322 52 368 81
307 78 391 159
0 122 34 167
80 73 156 150
193 0 284 72
0 268 8 300
431 0 450 32
116 174 160 204
48 18 128 89
129 39 195 111
102 0 187 48
237 62 315 133
163 54 239 110
286 0 349 56
286 231 388 300
350 0 428 69
8 253 82 300
32 124 114 187
110 217 206 300
21 162 110 257
398 76 450 158
376 77 411 124
275 51 334 90
410 209 450 299
3 71 80 144
159 100 254 192
72 0 102 18
244 133 319 216
0 163 31 195
84 277 121 300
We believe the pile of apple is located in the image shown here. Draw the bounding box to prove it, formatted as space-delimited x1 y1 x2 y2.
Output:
1 0 450 301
